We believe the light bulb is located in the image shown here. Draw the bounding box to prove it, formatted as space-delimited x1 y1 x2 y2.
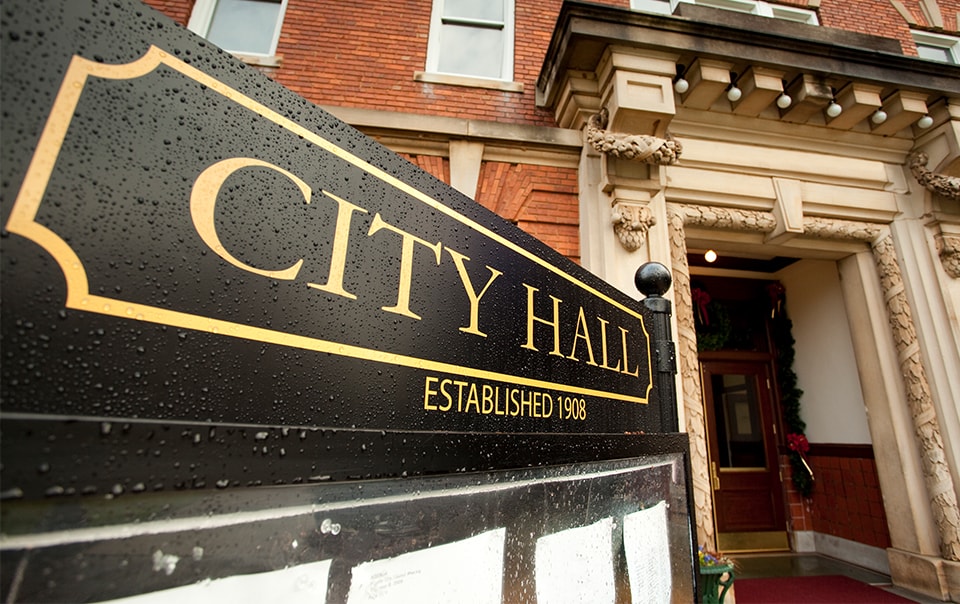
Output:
674 78 689 94
917 115 934 129
826 102 842 118
726 86 742 102
776 93 792 109
871 110 888 124
704 250 718 263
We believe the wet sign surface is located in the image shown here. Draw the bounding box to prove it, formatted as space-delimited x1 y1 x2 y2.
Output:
2 1 657 439
0 3 694 602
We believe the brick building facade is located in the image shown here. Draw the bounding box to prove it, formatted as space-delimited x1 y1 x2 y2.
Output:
144 0 960 599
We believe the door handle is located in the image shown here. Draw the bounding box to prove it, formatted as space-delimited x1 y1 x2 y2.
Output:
710 461 721 491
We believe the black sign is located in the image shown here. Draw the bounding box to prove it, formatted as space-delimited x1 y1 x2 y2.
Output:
1 2 675 503
0 6 695 602
2 0 661 430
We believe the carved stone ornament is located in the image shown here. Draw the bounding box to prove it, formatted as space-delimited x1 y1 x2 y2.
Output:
586 108 682 165
909 152 960 201
935 231 960 279
611 202 656 252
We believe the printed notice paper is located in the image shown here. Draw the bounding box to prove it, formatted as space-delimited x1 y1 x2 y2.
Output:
346 527 506 604
99 559 332 604
623 501 672 604
535 517 615 604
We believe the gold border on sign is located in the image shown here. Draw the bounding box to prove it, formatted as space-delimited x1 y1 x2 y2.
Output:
5 47 653 405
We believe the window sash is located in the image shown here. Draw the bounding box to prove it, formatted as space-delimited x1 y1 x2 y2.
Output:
426 0 514 82
913 31 960 64
631 0 818 25
187 0 288 57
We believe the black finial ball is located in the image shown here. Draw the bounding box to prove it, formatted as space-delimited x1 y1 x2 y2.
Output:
635 262 672 297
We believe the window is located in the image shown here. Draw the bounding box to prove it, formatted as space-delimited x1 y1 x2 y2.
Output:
187 0 288 60
913 31 960 64
631 0 819 25
630 0 674 16
424 0 515 82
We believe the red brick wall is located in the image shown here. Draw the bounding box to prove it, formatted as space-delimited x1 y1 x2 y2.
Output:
141 0 960 134
141 0 632 128
143 0 193 27
476 162 580 264
392 157 580 264
818 0 960 55
399 153 450 185
783 446 891 550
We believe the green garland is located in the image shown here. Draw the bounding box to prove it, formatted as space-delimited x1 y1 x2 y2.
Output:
692 283 813 496
768 285 813 497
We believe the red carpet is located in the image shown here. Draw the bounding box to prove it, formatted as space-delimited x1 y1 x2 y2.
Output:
734 575 915 603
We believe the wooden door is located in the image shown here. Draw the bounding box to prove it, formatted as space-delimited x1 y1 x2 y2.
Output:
702 360 787 550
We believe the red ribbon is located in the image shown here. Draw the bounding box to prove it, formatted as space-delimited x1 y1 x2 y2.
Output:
691 288 711 326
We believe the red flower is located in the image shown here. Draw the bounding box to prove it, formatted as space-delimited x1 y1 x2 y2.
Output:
691 288 711 325
787 432 809 454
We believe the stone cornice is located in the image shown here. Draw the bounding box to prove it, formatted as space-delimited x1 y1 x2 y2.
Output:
539 2 960 109
538 2 959 138
320 105 582 150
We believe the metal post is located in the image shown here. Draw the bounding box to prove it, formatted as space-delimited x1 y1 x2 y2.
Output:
635 262 679 433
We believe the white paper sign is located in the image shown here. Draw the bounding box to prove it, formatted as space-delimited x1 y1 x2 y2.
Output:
623 501 672 604
535 517 615 604
346 527 506 604
99 559 333 604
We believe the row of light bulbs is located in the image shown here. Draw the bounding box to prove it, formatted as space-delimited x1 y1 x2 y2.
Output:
673 75 935 129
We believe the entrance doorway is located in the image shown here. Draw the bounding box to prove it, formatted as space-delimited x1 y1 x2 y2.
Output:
689 274 791 552
702 358 787 551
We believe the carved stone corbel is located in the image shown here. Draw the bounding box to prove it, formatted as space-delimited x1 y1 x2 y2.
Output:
909 152 960 201
586 108 682 165
934 228 960 279
611 201 656 252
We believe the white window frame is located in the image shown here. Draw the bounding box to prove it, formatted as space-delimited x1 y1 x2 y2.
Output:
423 0 516 84
631 0 819 25
187 0 288 65
630 0 676 16
913 30 960 64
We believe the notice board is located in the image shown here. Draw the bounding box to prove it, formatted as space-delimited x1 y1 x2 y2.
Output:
1 1 696 601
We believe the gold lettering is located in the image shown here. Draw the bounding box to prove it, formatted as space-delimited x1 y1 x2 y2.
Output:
191 157 309 280
367 214 442 320
620 326 640 377
445 248 502 337
509 388 520 416
439 379 453 411
521 284 563 356
597 317 622 372
520 389 534 416
307 190 368 299
465 383 481 413
567 307 598 366
482 384 494 414
423 376 439 410
453 380 469 412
